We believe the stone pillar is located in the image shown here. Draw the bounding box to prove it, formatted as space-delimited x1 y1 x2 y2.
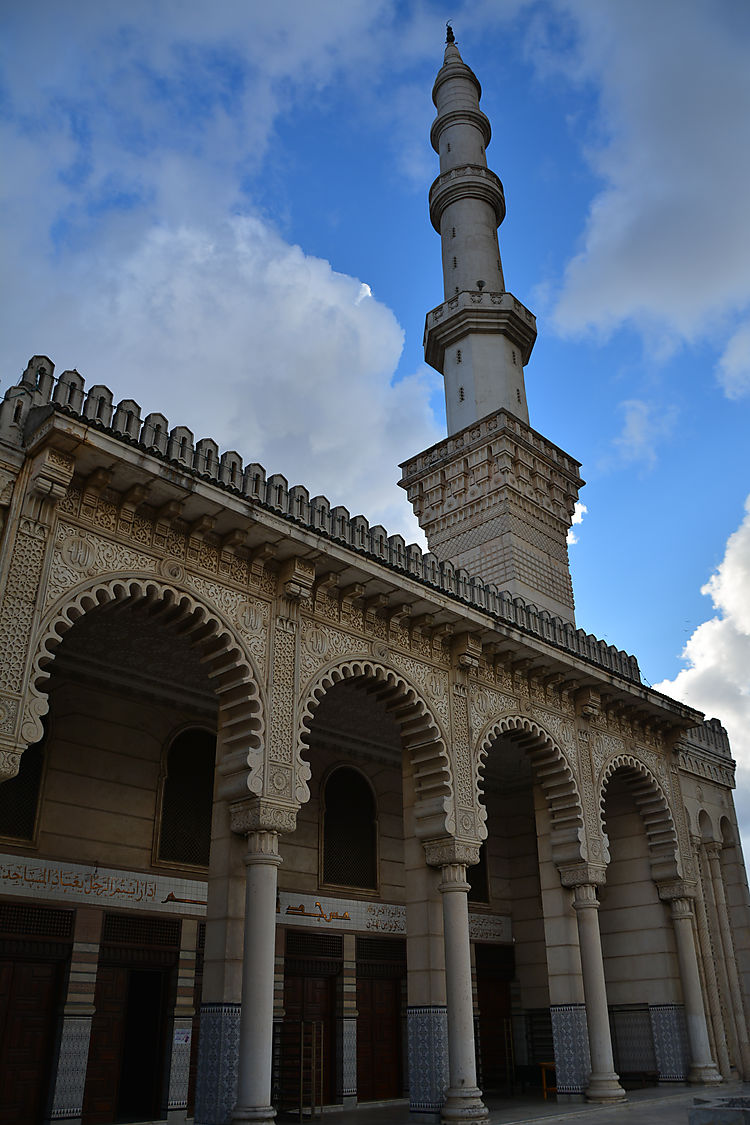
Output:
705 842 750 1077
232 827 283 1125
692 838 732 1078
563 870 625 1103
661 893 721 1084
48 907 103 1124
426 841 488 1125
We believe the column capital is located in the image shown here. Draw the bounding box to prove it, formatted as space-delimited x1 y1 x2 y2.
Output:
657 879 697 904
558 862 607 889
572 882 600 910
423 837 480 869
229 796 297 838
703 840 723 862
438 862 470 893
244 829 282 867
669 896 695 921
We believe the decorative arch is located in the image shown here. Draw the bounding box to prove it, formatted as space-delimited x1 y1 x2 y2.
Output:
600 755 680 882
22 576 265 800
475 714 586 867
297 659 454 842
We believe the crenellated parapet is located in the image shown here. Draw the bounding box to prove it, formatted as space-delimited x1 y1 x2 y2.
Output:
1 358 645 688
676 717 736 788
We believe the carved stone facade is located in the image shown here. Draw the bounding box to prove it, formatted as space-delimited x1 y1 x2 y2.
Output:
1 33 749 1125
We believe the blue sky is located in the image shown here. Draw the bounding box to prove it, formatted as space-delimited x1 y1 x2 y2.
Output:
2 1 750 832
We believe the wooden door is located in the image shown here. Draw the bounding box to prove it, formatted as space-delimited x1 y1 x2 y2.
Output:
0 957 62 1125
356 975 401 1101
475 944 514 1091
82 964 129 1125
281 971 336 1107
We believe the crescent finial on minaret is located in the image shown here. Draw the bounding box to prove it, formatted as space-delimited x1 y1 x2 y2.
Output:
446 22 455 44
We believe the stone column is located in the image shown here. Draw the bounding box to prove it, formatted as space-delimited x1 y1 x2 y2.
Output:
660 892 721 1084
232 826 283 1125
426 841 488 1125
562 869 625 1103
691 838 732 1078
48 907 103 1124
705 843 750 1077
340 932 357 1107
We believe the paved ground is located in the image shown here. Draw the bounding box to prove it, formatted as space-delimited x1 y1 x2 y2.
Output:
277 1082 750 1125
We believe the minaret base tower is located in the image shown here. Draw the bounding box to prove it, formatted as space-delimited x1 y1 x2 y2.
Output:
399 408 583 623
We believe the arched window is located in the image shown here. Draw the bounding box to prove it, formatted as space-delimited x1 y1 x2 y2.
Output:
468 846 489 904
157 729 216 868
321 767 377 890
0 734 45 842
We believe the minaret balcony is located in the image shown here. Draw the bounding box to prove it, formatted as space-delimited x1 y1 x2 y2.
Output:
424 289 537 371
429 164 505 231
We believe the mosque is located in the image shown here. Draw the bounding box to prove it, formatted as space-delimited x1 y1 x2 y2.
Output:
1 30 748 1125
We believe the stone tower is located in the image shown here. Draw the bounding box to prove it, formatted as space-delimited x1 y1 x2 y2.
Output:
399 29 583 623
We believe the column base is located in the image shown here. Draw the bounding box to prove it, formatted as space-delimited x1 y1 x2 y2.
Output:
585 1073 626 1103
440 1087 489 1123
231 1106 276 1124
688 1063 723 1085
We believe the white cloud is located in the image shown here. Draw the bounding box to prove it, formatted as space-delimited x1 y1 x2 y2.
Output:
718 320 750 400
609 398 677 470
566 500 587 545
10 214 442 538
654 495 750 842
538 1 750 379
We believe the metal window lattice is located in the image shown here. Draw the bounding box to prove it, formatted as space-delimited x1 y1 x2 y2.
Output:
0 739 44 840
0 902 74 940
286 931 343 961
102 912 180 949
322 768 377 889
158 730 215 867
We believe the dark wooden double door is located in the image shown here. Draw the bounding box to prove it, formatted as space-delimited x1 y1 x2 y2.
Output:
0 954 65 1125
475 943 514 1091
356 974 402 1101
82 963 171 1125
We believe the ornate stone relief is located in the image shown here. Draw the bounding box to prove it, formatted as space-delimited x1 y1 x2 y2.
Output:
469 684 517 743
389 650 451 733
299 618 363 688
47 522 155 609
0 518 48 696
188 575 269 676
530 705 577 768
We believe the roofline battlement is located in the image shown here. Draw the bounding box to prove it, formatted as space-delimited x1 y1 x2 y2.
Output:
0 356 651 690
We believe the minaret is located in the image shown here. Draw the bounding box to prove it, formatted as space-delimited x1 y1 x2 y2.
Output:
426 25 536 433
399 29 584 623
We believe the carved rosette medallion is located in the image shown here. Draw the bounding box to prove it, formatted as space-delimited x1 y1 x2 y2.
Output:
299 619 364 687
47 522 156 609
469 685 517 742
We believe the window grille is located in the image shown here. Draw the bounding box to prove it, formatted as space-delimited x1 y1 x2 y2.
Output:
286 932 343 960
467 846 489 904
158 729 216 867
102 913 180 949
356 936 406 962
0 736 44 840
322 767 377 890
0 902 74 940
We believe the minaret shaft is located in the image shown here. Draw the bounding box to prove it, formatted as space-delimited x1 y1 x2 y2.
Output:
425 38 536 432
400 33 583 624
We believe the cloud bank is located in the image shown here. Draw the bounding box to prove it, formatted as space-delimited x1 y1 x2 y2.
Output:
539 0 750 390
654 496 750 838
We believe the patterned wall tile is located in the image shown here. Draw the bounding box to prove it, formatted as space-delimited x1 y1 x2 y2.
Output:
50 1015 93 1119
407 1005 449 1114
167 1017 194 1110
550 1003 590 1094
194 1003 240 1124
650 1004 689 1081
